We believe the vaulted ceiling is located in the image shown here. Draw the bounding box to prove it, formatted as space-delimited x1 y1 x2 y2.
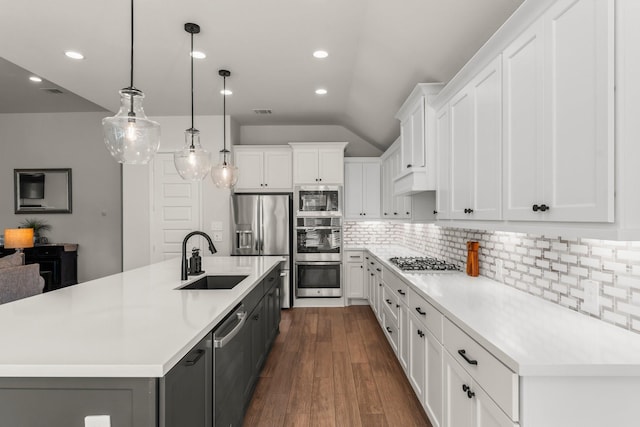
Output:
0 0 523 150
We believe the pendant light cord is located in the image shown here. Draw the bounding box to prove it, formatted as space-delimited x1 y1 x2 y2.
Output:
189 30 195 148
128 0 135 118
223 75 227 165
130 0 134 89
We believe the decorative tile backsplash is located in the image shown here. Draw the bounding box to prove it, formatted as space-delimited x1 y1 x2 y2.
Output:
344 221 640 334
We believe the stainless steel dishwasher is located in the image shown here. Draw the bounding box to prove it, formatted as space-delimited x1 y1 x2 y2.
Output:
213 303 248 427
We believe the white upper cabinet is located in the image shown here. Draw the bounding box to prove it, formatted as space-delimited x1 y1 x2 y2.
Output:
233 146 292 191
395 83 444 196
381 139 412 219
289 142 348 185
344 158 381 219
449 56 503 221
435 106 451 219
503 0 613 222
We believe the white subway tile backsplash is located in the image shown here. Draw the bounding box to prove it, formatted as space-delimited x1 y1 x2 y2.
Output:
344 222 640 334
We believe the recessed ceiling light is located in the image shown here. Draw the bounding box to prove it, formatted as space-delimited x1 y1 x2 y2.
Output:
191 51 206 59
64 51 84 60
220 89 233 95
315 88 327 95
313 50 329 59
29 76 42 83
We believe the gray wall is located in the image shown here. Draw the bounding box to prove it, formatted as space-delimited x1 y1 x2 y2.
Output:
239 125 384 157
0 112 122 282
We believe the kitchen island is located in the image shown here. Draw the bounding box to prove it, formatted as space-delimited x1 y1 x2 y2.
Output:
0 255 284 426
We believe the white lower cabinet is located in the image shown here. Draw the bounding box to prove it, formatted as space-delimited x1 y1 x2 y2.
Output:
345 251 365 300
443 352 516 427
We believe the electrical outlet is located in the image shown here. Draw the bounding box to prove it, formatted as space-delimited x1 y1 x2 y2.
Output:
495 259 504 281
582 280 600 315
84 415 111 427
212 232 223 242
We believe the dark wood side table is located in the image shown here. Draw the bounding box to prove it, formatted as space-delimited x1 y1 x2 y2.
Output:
0 244 78 291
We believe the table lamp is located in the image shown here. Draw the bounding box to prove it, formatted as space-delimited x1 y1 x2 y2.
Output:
4 228 34 253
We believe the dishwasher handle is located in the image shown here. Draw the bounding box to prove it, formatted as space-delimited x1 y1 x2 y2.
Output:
214 311 247 348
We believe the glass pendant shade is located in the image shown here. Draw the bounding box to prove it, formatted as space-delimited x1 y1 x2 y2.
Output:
174 129 211 181
103 88 161 164
211 150 238 188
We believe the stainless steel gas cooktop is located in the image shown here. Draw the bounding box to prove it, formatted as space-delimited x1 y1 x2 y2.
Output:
389 256 460 272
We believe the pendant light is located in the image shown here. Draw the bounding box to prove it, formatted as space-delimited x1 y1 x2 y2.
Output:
211 69 239 188
102 0 160 164
174 23 211 181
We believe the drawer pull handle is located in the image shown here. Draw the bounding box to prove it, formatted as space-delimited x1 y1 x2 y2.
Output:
376 268 381 272
386 299 392 305
415 307 426 316
397 289 406 296
349 255 361 258
386 327 393 334
458 349 478 366
184 349 205 366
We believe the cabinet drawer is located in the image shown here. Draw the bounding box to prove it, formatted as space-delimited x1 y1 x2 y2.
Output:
346 251 364 263
408 287 443 343
383 268 408 304
382 305 399 353
382 285 399 324
443 318 518 421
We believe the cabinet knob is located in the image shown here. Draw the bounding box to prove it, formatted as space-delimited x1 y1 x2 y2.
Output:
386 326 393 334
417 329 424 338
406 212 410 215
433 210 438 215
467 390 475 399
407 164 412 168
319 178 322 182
264 183 268 187
394 212 398 215
384 213 388 215
363 213 366 216
464 208 474 214
386 299 392 305
533 204 549 212
462 384 469 392
359 213 363 216
532 204 539 212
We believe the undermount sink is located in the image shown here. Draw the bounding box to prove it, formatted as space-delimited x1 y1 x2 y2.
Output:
179 275 248 290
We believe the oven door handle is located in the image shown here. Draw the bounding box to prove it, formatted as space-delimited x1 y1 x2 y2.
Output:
296 226 340 230
296 261 342 266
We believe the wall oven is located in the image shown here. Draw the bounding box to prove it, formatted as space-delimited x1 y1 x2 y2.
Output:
295 185 342 217
295 262 342 297
295 217 341 261
294 216 342 297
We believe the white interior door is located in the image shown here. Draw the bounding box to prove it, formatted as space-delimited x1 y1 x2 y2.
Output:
151 153 202 263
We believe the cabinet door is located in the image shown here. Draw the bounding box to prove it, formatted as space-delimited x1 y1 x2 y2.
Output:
381 155 393 218
344 162 364 218
542 0 614 222
263 149 292 190
408 315 426 403
318 148 344 183
400 117 413 174
399 304 409 372
473 382 517 427
250 298 266 379
390 148 403 218
435 106 451 219
502 21 545 220
398 194 412 219
425 328 444 427
293 148 320 184
362 162 381 218
471 57 502 220
346 262 365 299
161 333 212 427
410 99 426 168
234 150 264 190
449 89 474 220
443 352 473 427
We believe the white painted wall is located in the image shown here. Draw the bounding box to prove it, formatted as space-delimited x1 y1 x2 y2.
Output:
239 125 384 157
123 115 236 270
0 112 121 282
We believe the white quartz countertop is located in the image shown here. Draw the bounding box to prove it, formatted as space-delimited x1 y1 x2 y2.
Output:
0 256 283 378
366 246 640 377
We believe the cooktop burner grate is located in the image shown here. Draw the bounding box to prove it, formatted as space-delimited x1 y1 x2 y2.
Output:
389 256 460 272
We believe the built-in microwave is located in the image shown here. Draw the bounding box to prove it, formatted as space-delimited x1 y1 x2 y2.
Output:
294 186 342 217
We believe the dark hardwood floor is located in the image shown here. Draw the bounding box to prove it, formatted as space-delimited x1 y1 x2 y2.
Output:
243 306 432 427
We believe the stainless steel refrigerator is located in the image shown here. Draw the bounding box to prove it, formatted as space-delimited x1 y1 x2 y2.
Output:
231 193 292 308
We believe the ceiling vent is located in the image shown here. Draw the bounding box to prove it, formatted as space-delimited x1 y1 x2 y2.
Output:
40 88 64 94
253 109 272 115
